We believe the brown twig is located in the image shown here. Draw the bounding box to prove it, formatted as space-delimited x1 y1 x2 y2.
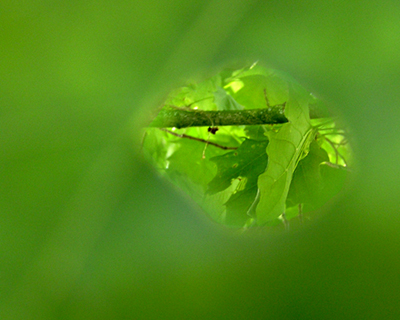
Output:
159 128 238 150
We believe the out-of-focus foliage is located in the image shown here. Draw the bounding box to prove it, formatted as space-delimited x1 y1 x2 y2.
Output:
2 0 400 319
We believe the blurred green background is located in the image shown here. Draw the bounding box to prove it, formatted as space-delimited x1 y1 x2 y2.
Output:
2 0 400 319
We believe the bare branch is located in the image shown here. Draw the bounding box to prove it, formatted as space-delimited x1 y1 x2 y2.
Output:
149 103 327 128
150 108 288 128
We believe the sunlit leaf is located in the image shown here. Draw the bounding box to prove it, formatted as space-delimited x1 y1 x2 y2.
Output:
165 137 237 224
213 87 244 110
229 72 289 109
256 84 315 224
207 139 268 226
165 76 220 110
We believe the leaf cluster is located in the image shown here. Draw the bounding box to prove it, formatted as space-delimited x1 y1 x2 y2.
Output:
142 63 351 228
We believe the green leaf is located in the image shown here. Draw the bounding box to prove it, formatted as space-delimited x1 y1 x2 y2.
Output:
287 160 348 216
286 140 330 208
207 139 268 194
213 87 244 110
166 132 240 194
167 139 218 192
165 75 220 110
229 72 289 109
207 139 269 226
164 137 236 224
256 84 315 224
318 163 348 208
244 126 268 141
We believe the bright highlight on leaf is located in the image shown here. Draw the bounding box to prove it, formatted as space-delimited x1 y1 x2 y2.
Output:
142 62 352 228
